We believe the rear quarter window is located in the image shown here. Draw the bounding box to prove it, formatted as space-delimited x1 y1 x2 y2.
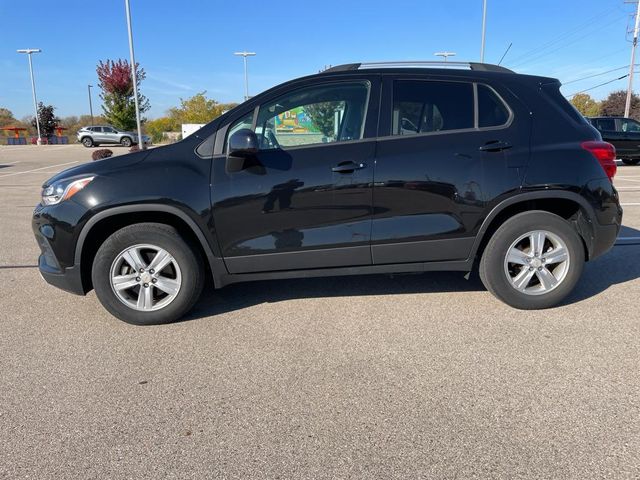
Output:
542 84 587 125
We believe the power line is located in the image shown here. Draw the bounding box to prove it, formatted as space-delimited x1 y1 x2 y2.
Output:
566 74 630 97
563 65 636 85
506 8 622 66
510 13 628 68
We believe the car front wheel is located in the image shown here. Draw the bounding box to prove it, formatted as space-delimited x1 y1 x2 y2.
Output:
92 223 204 325
479 211 584 310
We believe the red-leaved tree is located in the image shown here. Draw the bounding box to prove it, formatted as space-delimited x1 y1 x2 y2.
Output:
96 59 150 131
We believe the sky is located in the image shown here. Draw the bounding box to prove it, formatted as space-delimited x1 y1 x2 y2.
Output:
0 0 635 120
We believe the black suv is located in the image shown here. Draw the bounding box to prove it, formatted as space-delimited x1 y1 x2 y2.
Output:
588 116 640 165
33 61 622 325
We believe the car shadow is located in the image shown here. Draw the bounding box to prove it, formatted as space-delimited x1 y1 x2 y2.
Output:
183 226 640 321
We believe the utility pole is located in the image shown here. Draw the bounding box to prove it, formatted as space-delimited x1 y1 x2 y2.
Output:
234 51 256 101
87 84 94 125
124 0 145 149
625 0 640 118
17 48 42 145
481 0 488 62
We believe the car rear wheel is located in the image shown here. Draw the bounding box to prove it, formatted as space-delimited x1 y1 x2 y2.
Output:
621 158 640 166
479 211 584 310
120 137 132 147
92 223 204 325
81 137 93 148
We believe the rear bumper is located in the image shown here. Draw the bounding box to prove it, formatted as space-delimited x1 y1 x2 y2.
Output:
590 222 621 260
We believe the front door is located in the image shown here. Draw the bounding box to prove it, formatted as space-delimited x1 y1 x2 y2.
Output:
617 118 640 158
211 78 380 273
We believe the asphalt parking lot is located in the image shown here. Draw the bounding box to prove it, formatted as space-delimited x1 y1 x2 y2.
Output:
1 144 639 479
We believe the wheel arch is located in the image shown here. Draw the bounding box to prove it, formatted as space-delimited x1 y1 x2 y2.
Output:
75 205 224 292
470 190 596 264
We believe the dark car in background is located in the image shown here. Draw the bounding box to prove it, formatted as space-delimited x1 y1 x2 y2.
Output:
33 61 622 325
588 116 640 165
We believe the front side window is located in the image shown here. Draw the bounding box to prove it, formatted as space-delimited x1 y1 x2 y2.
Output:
620 118 640 133
392 81 474 136
225 111 255 151
254 82 370 150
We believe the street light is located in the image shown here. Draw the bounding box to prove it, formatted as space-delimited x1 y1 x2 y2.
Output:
17 48 42 145
434 52 457 62
234 51 256 101
87 84 94 125
480 0 488 62
124 0 145 150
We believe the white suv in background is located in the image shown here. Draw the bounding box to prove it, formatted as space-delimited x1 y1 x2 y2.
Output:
77 125 151 148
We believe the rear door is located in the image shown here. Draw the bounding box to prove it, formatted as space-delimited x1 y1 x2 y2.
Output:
372 76 530 265
211 77 380 273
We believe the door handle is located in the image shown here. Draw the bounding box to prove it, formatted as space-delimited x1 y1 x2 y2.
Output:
332 161 366 173
479 140 512 152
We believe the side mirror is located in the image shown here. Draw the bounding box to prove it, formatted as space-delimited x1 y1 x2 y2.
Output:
226 129 258 173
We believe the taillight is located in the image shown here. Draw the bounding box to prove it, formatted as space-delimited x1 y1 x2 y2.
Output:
581 141 617 180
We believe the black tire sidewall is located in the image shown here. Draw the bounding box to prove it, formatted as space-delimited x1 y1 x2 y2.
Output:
480 211 584 310
91 224 204 325
621 158 640 166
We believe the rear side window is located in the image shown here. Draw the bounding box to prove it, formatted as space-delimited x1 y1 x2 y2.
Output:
392 81 474 135
477 84 510 128
595 118 616 131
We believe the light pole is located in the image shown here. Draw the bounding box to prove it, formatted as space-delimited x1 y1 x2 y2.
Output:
87 84 94 125
234 51 256 101
124 0 145 149
480 0 488 62
17 48 42 145
434 52 457 62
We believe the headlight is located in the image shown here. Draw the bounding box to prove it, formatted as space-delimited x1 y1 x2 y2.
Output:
41 176 95 206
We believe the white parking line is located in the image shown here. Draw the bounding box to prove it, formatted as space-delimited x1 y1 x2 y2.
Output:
621 203 640 206
0 161 78 179
615 177 640 183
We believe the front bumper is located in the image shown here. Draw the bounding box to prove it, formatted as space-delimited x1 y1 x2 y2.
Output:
37 253 85 295
33 205 87 295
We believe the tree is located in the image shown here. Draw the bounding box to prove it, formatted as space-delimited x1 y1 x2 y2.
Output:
305 102 342 138
570 93 600 117
0 107 16 127
600 90 640 120
145 116 179 143
167 91 236 124
32 102 59 137
96 59 150 131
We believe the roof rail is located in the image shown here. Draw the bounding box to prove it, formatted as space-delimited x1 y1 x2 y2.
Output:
322 61 513 74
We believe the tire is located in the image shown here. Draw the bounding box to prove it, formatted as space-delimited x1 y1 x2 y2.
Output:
91 223 205 325
621 158 640 166
479 211 584 310
81 137 94 148
120 137 132 147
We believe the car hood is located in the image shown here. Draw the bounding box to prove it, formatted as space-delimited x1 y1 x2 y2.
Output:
43 149 153 187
